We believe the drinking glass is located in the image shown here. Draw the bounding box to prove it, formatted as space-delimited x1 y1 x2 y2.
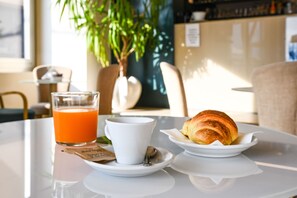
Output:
52 91 99 146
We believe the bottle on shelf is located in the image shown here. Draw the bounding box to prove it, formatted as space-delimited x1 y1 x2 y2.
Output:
276 1 283 14
270 0 276 15
284 0 293 14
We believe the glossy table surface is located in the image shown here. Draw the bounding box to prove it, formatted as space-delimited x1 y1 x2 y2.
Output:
1 115 297 198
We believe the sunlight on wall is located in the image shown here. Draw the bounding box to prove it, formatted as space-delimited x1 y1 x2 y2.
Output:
184 58 256 113
51 3 87 91
175 17 285 116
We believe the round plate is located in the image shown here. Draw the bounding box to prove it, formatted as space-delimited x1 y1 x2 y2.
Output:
84 147 174 177
169 136 258 158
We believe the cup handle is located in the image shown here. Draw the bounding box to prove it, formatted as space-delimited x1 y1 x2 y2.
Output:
104 125 111 140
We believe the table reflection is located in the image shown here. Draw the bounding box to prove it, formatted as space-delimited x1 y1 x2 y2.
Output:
171 152 262 192
83 170 175 197
53 144 92 182
52 144 92 197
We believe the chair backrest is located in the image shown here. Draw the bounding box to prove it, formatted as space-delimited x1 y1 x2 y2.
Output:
0 91 35 122
97 64 119 115
251 61 297 135
33 65 72 102
160 62 188 117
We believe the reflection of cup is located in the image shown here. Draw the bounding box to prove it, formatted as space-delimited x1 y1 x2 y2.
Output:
52 91 99 146
105 117 156 165
83 170 175 197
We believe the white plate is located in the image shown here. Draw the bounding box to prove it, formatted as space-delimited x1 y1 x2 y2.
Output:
169 136 258 158
84 147 174 177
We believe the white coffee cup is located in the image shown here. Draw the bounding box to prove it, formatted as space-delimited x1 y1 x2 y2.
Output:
105 117 156 165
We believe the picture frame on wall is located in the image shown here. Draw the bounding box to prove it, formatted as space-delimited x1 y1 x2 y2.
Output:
0 2 23 58
0 0 34 72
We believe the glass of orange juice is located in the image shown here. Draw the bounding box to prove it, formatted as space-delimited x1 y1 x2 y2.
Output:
51 91 99 146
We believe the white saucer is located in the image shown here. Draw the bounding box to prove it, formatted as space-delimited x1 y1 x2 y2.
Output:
84 147 174 177
169 135 258 158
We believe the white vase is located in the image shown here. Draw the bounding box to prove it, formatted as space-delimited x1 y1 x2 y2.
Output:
112 76 142 111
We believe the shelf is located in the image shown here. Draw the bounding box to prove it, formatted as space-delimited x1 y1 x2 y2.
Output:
189 0 269 4
174 0 295 23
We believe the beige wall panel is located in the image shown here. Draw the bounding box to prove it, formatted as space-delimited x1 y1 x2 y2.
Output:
0 58 33 72
0 72 37 108
175 16 285 115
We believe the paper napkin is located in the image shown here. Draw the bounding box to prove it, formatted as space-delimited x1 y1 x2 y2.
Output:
160 128 262 146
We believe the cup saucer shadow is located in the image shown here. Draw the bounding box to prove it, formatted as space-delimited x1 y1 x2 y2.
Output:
83 170 175 197
170 152 262 192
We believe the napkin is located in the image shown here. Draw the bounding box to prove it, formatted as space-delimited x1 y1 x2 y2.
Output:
62 145 116 163
41 68 63 81
160 128 262 146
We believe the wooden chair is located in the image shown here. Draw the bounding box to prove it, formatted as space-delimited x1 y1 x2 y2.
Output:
251 61 297 135
30 65 72 117
160 62 188 117
0 91 35 123
97 64 119 115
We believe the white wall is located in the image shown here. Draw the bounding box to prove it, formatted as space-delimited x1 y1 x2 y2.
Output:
0 72 37 108
175 15 286 115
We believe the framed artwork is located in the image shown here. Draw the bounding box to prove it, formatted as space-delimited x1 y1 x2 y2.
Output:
0 0 33 61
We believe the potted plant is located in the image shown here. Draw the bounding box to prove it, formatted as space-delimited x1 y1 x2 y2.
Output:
56 0 165 109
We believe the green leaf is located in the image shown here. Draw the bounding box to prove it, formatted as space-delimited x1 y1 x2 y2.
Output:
55 0 165 68
96 136 112 145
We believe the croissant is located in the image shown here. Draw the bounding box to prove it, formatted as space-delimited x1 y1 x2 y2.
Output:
181 110 238 145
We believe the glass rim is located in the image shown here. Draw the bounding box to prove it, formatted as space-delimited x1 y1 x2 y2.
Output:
106 117 155 124
51 91 99 97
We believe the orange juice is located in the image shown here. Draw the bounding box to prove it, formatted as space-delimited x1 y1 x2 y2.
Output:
53 108 98 144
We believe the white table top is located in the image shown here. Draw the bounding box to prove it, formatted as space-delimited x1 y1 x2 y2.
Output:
1 115 297 198
21 79 70 84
